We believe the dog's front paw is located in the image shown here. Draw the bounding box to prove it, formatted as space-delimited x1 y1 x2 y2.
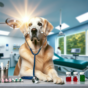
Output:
40 74 52 82
53 77 64 84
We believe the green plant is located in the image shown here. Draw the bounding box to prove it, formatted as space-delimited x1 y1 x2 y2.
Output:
66 32 85 55
58 37 64 54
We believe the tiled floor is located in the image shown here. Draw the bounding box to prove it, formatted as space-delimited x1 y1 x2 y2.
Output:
8 67 65 76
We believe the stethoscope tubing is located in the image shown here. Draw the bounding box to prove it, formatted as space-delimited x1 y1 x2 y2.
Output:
21 34 47 80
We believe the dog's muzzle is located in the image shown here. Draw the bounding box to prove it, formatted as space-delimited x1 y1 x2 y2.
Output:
31 28 39 41
31 28 37 36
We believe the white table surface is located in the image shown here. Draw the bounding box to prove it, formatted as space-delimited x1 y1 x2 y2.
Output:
0 76 88 88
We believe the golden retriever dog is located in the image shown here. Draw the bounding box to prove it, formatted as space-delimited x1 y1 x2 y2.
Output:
14 17 64 84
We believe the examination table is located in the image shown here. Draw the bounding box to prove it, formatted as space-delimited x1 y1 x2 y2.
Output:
0 76 88 88
53 53 88 78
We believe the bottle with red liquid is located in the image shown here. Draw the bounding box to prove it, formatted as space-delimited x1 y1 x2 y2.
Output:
66 72 71 82
73 72 78 82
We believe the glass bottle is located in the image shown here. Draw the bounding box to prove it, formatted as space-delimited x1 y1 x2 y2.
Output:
73 72 78 82
80 72 85 82
66 72 71 82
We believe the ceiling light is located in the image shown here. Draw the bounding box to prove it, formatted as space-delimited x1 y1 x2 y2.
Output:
49 32 54 35
22 16 29 23
55 23 69 30
0 30 10 35
76 12 88 23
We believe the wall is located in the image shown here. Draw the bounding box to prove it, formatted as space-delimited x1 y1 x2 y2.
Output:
0 36 25 57
47 34 56 51
47 23 88 52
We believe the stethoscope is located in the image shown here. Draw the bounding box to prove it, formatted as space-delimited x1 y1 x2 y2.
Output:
21 32 47 83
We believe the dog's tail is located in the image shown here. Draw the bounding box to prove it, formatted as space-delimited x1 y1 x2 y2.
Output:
14 57 21 76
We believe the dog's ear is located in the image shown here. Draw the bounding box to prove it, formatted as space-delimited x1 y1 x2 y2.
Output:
19 23 29 36
43 18 53 35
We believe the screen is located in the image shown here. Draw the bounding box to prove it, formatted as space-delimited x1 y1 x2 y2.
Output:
71 48 81 53
0 53 4 58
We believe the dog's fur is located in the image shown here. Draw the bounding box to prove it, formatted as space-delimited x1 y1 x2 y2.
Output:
14 17 64 84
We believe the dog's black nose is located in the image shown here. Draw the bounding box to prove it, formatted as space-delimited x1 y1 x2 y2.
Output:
31 28 37 34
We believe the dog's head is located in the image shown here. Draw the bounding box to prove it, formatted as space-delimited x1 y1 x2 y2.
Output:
20 17 53 41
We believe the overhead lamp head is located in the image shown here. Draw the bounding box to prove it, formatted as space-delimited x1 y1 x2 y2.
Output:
5 18 21 29
57 9 65 36
58 31 65 36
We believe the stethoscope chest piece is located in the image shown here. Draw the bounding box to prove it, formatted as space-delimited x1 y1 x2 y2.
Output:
32 76 39 83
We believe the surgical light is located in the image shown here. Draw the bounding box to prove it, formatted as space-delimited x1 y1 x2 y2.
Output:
0 18 21 29
22 16 29 23
57 10 65 36
5 18 21 29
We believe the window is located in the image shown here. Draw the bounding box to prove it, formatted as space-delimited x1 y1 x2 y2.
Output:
66 32 85 55
58 37 64 54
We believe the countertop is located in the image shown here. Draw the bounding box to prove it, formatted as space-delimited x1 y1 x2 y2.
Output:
0 76 88 88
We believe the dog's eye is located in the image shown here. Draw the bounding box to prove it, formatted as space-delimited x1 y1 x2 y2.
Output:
29 23 32 27
38 22 42 26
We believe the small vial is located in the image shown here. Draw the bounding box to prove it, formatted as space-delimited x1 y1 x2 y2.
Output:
21 79 23 82
73 72 78 82
19 78 21 82
12 79 15 82
1 78 4 83
15 78 18 82
9 78 12 82
80 72 85 82
5 78 8 83
66 72 71 82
